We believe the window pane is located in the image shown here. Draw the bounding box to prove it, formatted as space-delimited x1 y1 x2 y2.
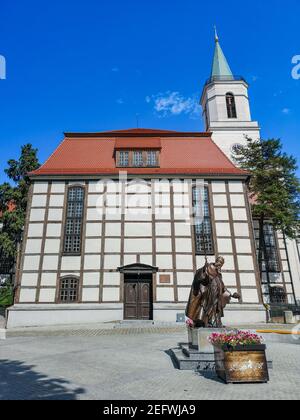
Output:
133 151 144 167
263 224 280 272
193 187 214 254
64 187 85 254
59 278 79 303
119 152 129 167
147 151 158 167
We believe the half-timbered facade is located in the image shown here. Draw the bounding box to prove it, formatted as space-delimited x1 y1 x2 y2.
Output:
6 33 300 328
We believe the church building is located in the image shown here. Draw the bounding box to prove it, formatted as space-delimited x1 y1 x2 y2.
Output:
7 34 300 328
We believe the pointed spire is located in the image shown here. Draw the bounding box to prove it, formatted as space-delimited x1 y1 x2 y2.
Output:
214 25 219 43
211 28 233 79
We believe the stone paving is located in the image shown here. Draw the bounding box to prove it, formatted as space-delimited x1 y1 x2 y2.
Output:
1 327 300 400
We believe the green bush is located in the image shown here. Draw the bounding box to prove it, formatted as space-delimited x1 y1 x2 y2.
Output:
0 285 14 308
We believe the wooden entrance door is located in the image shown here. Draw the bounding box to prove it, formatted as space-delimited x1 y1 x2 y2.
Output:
124 278 152 320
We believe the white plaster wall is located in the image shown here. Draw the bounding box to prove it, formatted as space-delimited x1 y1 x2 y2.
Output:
124 239 152 253
103 255 121 270
21 273 39 287
31 195 47 208
102 288 120 302
46 224 62 237
86 223 102 237
211 181 226 193
83 273 100 286
41 273 57 287
23 256 40 271
103 273 121 286
49 195 65 207
84 255 101 270
33 183 48 194
156 223 172 236
51 182 65 194
85 238 102 254
43 256 59 271
28 223 44 238
82 288 99 302
156 255 173 270
44 239 61 254
177 272 194 286
125 223 152 237
25 239 42 254
19 289 36 303
156 288 174 302
48 209 63 221
30 209 46 222
235 239 252 254
39 289 56 303
61 256 81 272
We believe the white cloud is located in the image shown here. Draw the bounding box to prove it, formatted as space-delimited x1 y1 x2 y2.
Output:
112 67 120 72
282 108 290 115
147 91 201 119
116 98 124 105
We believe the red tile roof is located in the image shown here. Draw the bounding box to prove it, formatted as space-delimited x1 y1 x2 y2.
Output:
30 128 248 177
115 138 162 150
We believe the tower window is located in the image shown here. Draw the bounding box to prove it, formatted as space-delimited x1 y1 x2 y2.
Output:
193 187 214 255
226 93 237 119
63 187 85 255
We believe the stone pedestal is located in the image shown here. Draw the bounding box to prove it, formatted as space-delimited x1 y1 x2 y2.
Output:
172 328 225 372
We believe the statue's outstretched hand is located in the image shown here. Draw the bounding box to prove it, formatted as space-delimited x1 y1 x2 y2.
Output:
232 293 240 300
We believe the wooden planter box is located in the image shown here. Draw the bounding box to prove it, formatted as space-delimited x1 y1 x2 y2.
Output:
214 344 269 384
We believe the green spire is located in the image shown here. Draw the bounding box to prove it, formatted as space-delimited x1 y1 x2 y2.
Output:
211 27 233 79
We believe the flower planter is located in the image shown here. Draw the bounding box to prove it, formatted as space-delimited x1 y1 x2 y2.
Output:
213 344 269 384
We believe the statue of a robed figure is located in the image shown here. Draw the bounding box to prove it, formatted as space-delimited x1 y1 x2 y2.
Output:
186 257 240 328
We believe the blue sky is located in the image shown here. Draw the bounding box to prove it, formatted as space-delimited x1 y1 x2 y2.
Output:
0 0 299 182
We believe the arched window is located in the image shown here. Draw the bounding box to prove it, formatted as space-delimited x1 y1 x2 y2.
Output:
270 287 287 305
59 277 80 303
226 93 237 119
63 186 85 254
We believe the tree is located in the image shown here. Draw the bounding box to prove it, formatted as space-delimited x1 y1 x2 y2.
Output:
0 144 40 261
232 137 300 274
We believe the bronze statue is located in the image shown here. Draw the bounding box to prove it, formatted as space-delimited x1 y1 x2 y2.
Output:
186 257 240 328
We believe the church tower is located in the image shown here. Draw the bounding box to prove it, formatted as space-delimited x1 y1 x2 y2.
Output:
201 30 260 159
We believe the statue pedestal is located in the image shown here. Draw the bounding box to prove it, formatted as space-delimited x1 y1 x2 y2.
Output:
172 328 225 371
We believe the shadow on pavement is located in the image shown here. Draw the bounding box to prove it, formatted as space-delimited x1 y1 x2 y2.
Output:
0 359 85 400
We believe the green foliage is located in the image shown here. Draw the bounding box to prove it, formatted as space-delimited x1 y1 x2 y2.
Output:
232 138 300 239
0 144 40 260
0 282 14 308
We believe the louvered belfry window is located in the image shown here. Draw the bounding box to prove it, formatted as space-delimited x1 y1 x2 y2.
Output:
193 187 214 255
63 187 85 254
226 93 237 119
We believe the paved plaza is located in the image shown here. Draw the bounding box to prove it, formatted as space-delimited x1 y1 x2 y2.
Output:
0 325 300 400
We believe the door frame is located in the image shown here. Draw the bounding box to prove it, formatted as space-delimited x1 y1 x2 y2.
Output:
118 263 159 321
